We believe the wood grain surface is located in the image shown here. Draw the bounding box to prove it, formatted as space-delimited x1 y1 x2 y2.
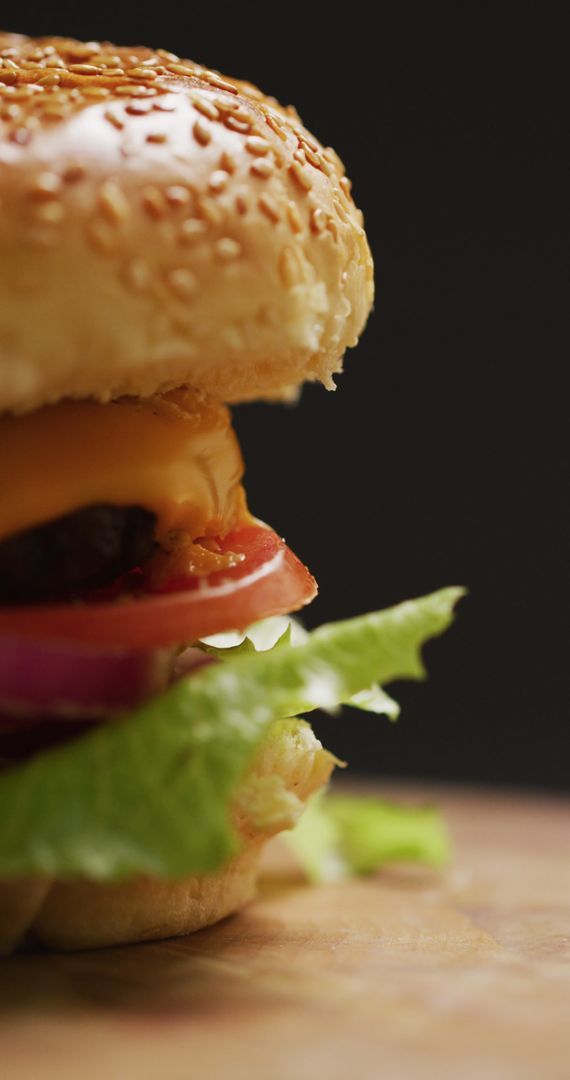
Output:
1 783 569 1080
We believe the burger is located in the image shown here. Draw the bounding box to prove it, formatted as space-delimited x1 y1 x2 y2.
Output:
0 33 462 953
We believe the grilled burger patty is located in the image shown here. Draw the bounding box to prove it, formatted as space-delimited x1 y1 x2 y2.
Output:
0 505 157 604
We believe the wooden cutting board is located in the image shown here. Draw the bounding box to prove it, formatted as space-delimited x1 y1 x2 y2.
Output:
1 783 569 1080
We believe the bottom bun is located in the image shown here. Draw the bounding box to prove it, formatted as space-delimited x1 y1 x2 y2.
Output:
0 877 52 955
1 718 335 952
33 845 262 951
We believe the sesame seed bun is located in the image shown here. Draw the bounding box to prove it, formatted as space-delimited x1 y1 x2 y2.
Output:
0 719 335 952
0 33 373 414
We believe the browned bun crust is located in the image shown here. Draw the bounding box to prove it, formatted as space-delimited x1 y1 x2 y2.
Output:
33 845 262 951
0 720 335 952
0 876 51 954
0 33 373 414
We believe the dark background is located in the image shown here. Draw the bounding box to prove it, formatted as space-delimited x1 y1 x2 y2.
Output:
5 6 566 787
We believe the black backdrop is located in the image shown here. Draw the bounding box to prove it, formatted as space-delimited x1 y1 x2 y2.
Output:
4 6 566 787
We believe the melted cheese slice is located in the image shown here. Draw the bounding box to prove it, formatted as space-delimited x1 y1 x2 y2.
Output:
0 389 247 543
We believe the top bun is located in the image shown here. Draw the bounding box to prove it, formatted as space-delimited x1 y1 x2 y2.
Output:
0 34 373 413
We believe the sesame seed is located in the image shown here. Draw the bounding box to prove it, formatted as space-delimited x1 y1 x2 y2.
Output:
114 84 155 98
196 195 223 227
11 86 40 101
125 257 152 291
152 99 176 112
166 62 196 77
333 198 349 224
215 237 242 261
179 218 208 244
47 91 71 105
120 138 137 158
302 145 322 170
104 109 124 130
204 74 238 94
165 185 191 208
32 201 64 224
37 72 60 86
310 207 327 234
193 118 212 146
278 246 303 287
209 169 230 193
339 176 352 199
293 148 306 165
193 96 219 121
128 66 158 79
224 115 250 134
220 150 237 174
96 52 121 65
1 103 21 120
68 63 101 75
289 161 313 191
29 172 61 200
265 113 288 141
146 132 167 143
10 127 31 145
301 132 319 152
86 219 116 253
212 96 235 114
316 153 332 176
286 202 303 233
245 135 272 156
167 268 198 299
63 163 86 183
141 186 167 218
241 84 264 101
326 217 339 241
323 146 343 172
235 191 249 215
227 105 253 121
258 192 281 223
82 86 110 98
68 42 100 59
98 179 130 223
126 100 153 115
250 158 275 179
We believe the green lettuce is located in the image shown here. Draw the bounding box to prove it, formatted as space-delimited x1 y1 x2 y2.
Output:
0 587 464 882
199 618 401 720
285 792 450 882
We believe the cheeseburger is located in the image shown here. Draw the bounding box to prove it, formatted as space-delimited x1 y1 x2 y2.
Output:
0 33 462 953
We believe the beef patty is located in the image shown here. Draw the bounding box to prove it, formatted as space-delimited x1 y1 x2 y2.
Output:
0 505 157 604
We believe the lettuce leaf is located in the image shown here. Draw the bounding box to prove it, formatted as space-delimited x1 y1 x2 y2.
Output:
199 618 401 720
201 613 306 653
285 792 450 882
0 587 464 882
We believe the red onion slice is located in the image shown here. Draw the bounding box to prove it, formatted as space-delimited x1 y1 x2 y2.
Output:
172 647 216 681
0 636 173 718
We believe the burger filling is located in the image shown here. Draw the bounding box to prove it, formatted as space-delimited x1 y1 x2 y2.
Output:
0 504 157 605
0 388 317 760
0 385 461 918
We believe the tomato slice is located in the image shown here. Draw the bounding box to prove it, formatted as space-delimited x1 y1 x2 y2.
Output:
0 526 317 648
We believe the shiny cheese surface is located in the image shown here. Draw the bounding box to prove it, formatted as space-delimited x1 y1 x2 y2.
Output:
0 389 246 543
